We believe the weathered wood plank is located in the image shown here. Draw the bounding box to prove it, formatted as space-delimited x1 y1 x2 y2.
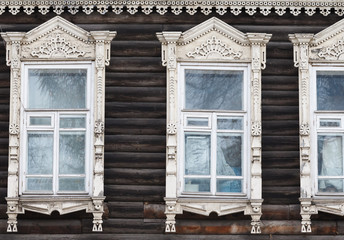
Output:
107 202 144 219
112 41 161 57
105 102 165 118
266 42 293 59
262 90 298 106
104 168 165 185
104 152 165 169
262 136 299 151
262 76 298 91
262 120 298 136
264 59 297 76
263 169 299 187
105 118 165 135
263 186 299 204
105 72 165 87
262 151 299 169
262 106 298 120
106 87 165 103
104 185 164 202
105 135 165 153
108 57 164 73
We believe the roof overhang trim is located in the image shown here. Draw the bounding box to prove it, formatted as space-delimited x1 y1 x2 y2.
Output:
1 0 344 16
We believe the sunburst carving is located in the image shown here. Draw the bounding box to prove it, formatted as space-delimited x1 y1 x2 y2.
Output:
187 36 242 59
31 34 86 58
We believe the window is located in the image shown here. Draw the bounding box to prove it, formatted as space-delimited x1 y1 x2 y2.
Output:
2 16 116 232
21 64 92 195
157 17 271 234
290 18 344 233
179 65 249 197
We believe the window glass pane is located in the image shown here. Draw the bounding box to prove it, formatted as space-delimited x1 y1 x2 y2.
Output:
185 69 243 110
186 117 208 127
30 117 51 126
59 177 85 191
60 115 86 128
27 132 53 174
217 134 242 176
27 177 52 191
319 118 341 128
217 179 242 193
184 178 210 192
59 132 85 174
28 69 87 109
317 71 344 110
318 135 343 177
185 134 210 175
217 117 243 130
318 179 344 193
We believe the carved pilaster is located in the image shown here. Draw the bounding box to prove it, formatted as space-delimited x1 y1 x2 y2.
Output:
245 200 263 234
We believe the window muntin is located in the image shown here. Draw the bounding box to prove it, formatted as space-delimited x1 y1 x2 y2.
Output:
179 65 248 197
21 64 92 195
313 68 344 195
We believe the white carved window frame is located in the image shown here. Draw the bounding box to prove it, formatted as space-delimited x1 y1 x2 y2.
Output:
290 18 344 233
157 17 271 234
1 16 116 232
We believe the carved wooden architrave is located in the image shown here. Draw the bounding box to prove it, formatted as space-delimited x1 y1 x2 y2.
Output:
1 0 344 17
289 18 344 233
157 17 271 234
1 16 116 232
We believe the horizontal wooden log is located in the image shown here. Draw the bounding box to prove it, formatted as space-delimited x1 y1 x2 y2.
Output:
105 72 165 87
262 76 298 91
0 155 7 171
0 105 9 121
262 151 299 169
266 42 293 59
105 87 165 103
264 59 297 76
104 152 165 169
105 102 166 118
0 138 9 155
0 171 7 188
107 202 143 219
105 135 165 153
108 57 164 73
112 41 161 57
262 106 298 121
104 185 164 202
263 186 299 204
262 90 298 106
105 118 165 135
262 120 298 136
262 169 299 187
104 168 165 185
82 218 164 234
262 136 299 151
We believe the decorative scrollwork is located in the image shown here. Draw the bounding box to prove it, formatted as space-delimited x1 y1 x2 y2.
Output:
167 123 177 135
31 34 85 58
9 123 19 135
251 122 262 136
94 121 104 134
318 37 344 60
187 36 242 59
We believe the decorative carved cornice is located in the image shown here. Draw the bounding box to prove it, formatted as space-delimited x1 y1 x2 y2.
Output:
1 1 344 16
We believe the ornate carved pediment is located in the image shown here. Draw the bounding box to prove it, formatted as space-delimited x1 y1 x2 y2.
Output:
316 36 344 60
186 36 242 60
179 201 249 216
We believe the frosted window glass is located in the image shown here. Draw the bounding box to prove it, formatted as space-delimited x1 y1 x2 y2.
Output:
185 69 243 110
217 117 243 130
317 71 344 110
60 115 86 128
27 132 53 174
59 177 85 191
30 117 51 126
186 117 209 127
184 178 210 192
185 134 210 175
318 179 343 193
217 134 242 176
27 178 52 191
59 132 85 174
28 69 87 109
217 179 242 193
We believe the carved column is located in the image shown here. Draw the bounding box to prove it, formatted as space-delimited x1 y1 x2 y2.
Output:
289 34 315 233
2 33 25 232
89 31 116 232
157 32 182 232
246 33 270 234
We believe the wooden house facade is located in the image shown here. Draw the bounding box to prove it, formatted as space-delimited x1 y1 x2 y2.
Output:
1 1 344 239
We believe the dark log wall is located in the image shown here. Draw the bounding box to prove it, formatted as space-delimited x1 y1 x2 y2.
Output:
0 10 344 239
